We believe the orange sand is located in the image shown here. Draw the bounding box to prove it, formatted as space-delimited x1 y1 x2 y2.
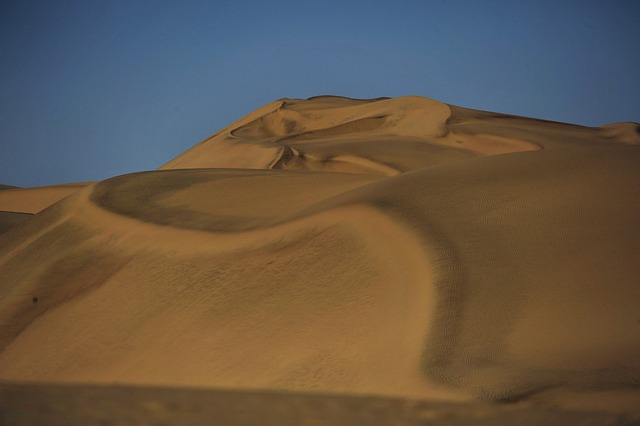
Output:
1 96 639 418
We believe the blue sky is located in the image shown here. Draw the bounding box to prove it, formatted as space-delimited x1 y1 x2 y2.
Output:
1 0 639 187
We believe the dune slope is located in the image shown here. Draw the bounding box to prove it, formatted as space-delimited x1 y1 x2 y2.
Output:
1 96 639 418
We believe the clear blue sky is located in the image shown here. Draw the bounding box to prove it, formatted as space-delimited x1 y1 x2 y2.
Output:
1 0 639 187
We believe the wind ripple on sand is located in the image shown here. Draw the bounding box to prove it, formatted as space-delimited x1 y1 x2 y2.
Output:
0 167 464 399
1 96 640 416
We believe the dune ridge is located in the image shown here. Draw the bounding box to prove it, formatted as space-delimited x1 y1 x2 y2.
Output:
1 95 639 419
0 182 91 214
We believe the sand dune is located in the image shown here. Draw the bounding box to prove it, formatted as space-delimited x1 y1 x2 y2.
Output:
0 212 32 236
0 183 90 237
1 96 639 421
0 182 91 214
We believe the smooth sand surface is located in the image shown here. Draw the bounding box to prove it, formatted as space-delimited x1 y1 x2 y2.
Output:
0 182 91 214
1 382 632 426
1 96 639 422
0 212 32 236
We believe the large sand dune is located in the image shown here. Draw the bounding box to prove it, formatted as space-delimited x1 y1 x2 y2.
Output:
1 96 639 422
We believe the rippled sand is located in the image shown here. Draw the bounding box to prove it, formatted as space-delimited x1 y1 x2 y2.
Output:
1 96 639 423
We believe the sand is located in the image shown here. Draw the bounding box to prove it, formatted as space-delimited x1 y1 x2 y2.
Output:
1 96 639 424
0 182 91 214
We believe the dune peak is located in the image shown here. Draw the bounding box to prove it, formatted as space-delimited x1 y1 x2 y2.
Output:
1 95 639 422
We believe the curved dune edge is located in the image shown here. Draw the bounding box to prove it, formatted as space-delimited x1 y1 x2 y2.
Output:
0 183 91 214
159 95 639 177
0 211 32 235
1 96 640 418
0 179 472 402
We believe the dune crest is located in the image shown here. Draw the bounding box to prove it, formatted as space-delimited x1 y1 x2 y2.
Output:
1 96 639 418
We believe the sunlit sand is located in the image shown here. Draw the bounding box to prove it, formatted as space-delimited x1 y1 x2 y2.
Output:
1 96 639 424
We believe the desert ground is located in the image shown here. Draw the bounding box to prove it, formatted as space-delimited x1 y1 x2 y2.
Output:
1 96 639 424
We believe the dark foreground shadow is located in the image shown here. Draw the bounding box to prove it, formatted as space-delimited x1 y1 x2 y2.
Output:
0 382 635 426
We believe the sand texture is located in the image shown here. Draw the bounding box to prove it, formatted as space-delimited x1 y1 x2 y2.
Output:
1 96 639 423
0 183 91 214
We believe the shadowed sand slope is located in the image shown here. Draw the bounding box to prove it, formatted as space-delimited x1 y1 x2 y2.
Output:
0 182 91 214
1 96 640 421
0 183 92 236
1 382 633 426
0 212 32 236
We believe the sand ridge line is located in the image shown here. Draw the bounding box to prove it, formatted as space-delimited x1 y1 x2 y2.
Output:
66 173 427 258
0 182 91 214
158 100 286 170
0 177 464 400
159 96 456 172
2 96 639 415
269 144 402 176
87 167 385 230
0 203 73 272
